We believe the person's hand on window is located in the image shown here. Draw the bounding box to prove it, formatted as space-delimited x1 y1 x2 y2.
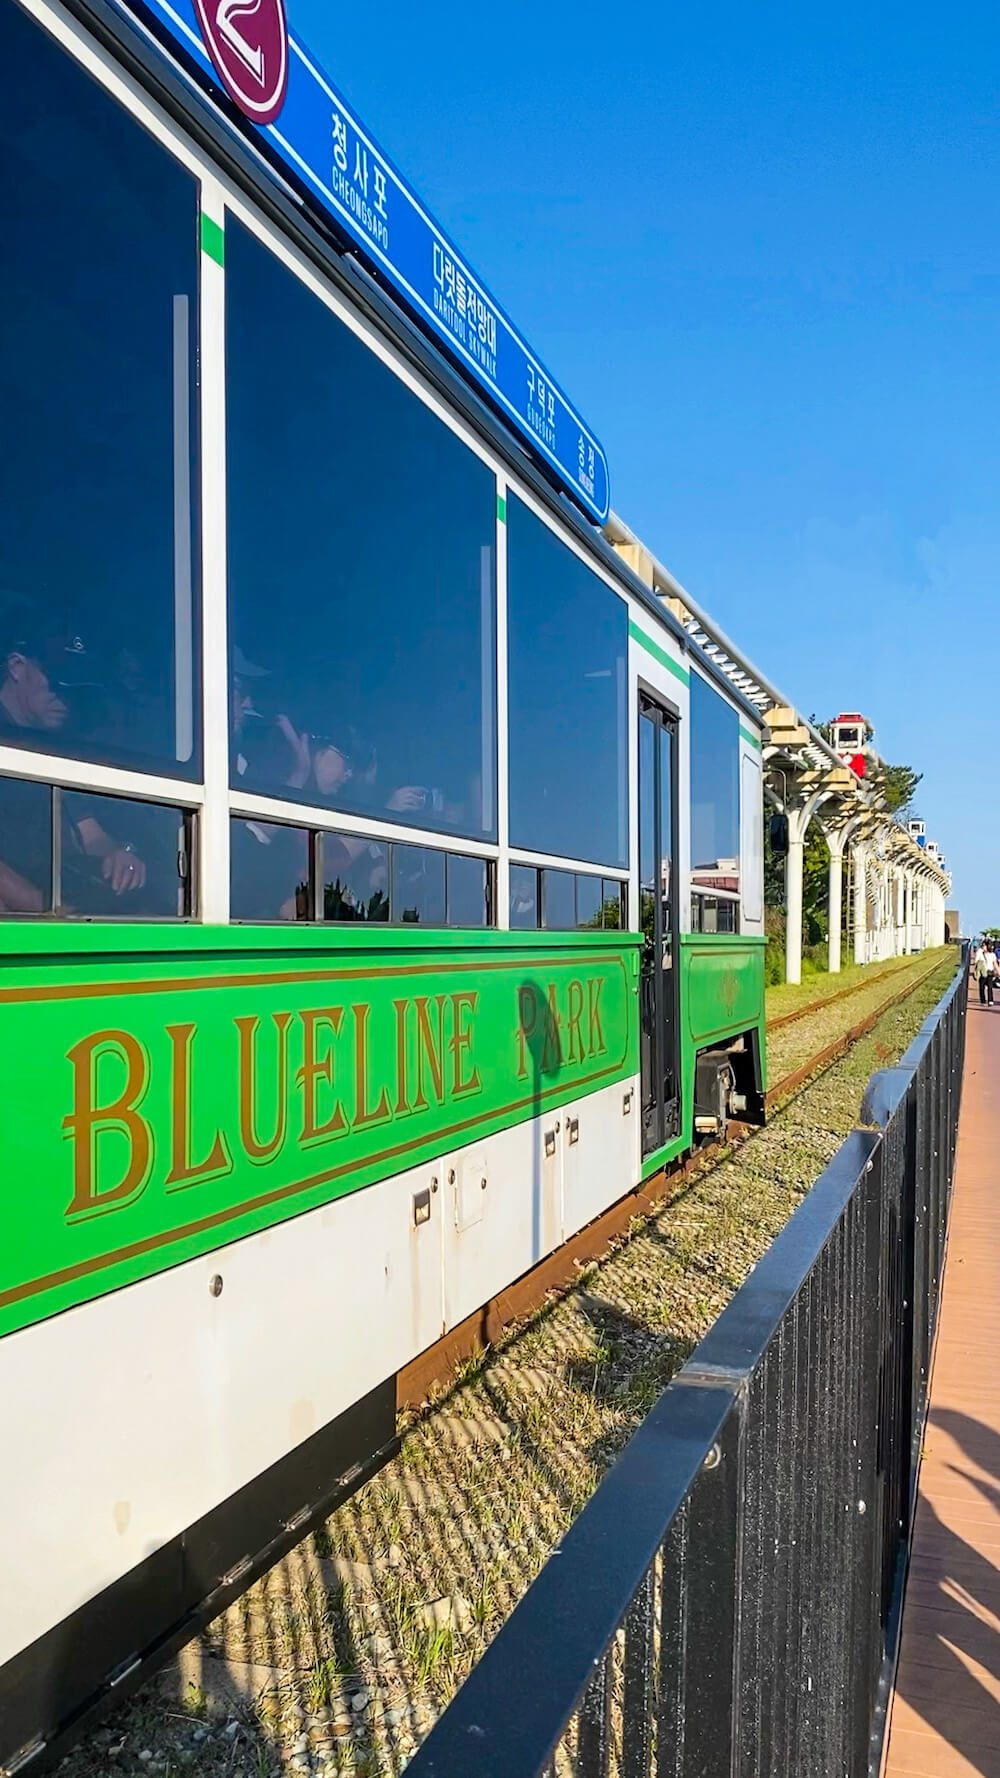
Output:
75 817 147 894
0 860 45 913
386 785 425 813
102 848 147 894
275 714 312 790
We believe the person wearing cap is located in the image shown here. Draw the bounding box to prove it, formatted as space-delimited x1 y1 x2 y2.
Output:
0 622 148 908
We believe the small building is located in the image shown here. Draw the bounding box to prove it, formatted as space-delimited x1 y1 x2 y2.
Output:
831 712 874 778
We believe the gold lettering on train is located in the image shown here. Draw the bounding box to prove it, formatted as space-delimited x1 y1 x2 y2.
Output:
63 1030 153 1219
449 990 481 1097
61 972 613 1225
297 1007 348 1145
236 1012 293 1162
352 1003 392 1130
164 1022 233 1189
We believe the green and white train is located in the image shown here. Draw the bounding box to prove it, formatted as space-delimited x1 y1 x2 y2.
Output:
0 0 766 1764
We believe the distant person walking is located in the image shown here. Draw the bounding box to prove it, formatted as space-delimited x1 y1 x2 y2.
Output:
975 941 997 1006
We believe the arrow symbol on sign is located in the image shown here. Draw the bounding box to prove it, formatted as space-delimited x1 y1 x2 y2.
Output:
216 0 266 85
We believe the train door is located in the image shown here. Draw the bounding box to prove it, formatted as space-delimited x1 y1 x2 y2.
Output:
639 693 680 1155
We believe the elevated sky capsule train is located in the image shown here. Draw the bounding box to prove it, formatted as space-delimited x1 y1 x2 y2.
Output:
0 0 767 1766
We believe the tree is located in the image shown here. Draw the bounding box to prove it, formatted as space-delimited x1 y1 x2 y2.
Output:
866 762 922 816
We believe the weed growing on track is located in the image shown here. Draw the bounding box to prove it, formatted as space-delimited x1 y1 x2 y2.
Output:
55 954 958 1778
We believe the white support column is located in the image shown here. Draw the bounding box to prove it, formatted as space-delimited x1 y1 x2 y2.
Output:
823 819 855 975
828 845 843 975
783 792 827 986
903 872 913 953
785 830 805 986
852 840 868 966
925 881 939 953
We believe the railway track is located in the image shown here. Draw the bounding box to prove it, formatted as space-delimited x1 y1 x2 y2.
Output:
767 956 921 1031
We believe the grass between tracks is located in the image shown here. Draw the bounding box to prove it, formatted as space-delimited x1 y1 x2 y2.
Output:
764 950 929 1024
56 951 957 1778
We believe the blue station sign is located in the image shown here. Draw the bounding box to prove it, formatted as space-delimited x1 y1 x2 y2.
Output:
116 0 611 523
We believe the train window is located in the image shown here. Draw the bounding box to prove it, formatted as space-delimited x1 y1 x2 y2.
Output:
510 866 627 930
323 836 389 923
576 873 603 929
542 868 576 929
690 894 739 934
446 852 489 927
0 5 200 780
690 672 740 902
509 863 539 930
61 792 190 918
229 821 491 927
0 778 190 917
392 845 446 925
0 776 52 914
226 219 497 842
507 497 627 868
231 820 311 922
602 880 625 929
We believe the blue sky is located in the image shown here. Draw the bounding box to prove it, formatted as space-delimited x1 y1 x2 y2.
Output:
297 0 999 932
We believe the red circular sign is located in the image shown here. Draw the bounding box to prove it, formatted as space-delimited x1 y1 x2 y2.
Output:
192 0 289 125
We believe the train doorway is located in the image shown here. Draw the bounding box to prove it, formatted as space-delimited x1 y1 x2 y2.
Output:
639 693 680 1155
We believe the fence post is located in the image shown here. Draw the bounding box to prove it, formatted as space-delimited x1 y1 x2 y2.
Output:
659 1397 742 1778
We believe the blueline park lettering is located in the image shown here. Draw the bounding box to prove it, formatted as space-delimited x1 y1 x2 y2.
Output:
64 979 610 1219
0 949 635 1337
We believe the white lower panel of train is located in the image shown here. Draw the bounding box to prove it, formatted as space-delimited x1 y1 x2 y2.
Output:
2 1073 640 1668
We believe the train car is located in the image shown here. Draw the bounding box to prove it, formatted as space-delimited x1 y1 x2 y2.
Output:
0 0 766 1765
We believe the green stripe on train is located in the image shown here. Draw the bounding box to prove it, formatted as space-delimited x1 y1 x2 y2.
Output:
200 211 225 266
0 927 640 1340
628 620 689 685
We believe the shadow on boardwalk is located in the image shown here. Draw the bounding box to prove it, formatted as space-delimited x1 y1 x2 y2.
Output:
894 1408 1000 1778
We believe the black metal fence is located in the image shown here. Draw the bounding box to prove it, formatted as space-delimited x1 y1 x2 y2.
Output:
407 952 969 1778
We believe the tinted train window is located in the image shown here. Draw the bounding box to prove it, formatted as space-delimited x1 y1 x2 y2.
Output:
0 776 52 914
509 863 538 930
392 845 446 925
61 792 190 917
226 219 497 841
0 778 189 917
323 835 389 924
690 895 739 934
446 853 489 927
0 6 199 778
690 673 740 896
575 872 603 930
507 498 627 867
542 868 576 930
231 820 312 923
510 866 626 931
233 820 490 927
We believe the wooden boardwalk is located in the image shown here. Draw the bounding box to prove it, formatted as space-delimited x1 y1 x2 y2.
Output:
883 994 1000 1778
